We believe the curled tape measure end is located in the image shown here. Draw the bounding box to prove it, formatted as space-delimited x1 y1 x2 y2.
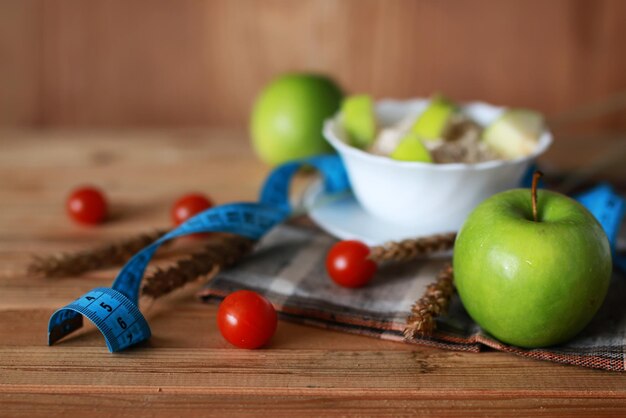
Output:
48 288 151 352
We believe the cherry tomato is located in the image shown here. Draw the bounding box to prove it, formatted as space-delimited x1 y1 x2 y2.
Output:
171 193 214 226
66 186 108 225
326 240 377 288
217 290 278 349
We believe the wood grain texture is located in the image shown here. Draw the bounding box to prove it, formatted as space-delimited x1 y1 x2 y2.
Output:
1 130 625 416
4 394 626 418
0 0 625 132
0 0 41 126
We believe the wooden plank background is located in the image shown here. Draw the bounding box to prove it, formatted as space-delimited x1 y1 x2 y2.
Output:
1 0 626 132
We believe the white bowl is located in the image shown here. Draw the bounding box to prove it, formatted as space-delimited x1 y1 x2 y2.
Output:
323 99 553 235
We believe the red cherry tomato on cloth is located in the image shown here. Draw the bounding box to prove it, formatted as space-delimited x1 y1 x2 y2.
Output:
171 193 214 226
217 290 278 349
66 186 108 225
326 240 377 288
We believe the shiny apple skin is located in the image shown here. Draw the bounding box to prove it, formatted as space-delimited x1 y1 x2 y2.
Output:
453 189 612 348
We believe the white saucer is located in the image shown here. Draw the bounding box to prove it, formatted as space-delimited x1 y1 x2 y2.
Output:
301 180 457 246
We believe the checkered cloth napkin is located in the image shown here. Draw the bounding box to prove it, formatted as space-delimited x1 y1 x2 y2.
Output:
200 222 626 372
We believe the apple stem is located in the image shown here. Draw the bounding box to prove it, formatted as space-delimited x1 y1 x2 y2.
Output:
531 170 544 222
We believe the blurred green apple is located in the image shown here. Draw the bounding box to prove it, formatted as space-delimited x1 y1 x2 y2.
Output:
250 73 343 166
453 185 612 348
411 94 456 141
482 109 544 159
390 134 432 162
341 95 377 149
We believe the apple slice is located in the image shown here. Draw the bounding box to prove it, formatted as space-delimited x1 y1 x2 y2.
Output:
341 95 377 149
390 134 433 162
410 95 456 141
482 109 544 159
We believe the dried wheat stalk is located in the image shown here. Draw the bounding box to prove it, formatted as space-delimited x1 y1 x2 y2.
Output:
369 233 456 263
28 229 169 278
141 233 255 299
404 264 455 338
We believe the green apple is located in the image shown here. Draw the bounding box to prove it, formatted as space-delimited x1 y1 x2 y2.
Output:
482 109 544 159
411 94 456 141
390 134 432 162
341 95 377 149
250 73 343 166
453 186 612 348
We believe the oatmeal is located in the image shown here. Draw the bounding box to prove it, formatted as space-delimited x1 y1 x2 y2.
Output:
340 94 544 163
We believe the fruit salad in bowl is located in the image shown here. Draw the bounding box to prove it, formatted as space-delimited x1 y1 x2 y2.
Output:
322 95 552 235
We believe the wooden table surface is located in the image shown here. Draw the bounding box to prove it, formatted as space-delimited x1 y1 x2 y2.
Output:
1 130 626 417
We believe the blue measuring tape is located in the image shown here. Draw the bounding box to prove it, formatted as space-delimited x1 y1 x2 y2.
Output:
575 184 626 272
47 154 350 352
48 156 625 352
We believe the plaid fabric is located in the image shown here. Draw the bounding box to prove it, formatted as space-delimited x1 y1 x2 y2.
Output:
200 221 626 372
